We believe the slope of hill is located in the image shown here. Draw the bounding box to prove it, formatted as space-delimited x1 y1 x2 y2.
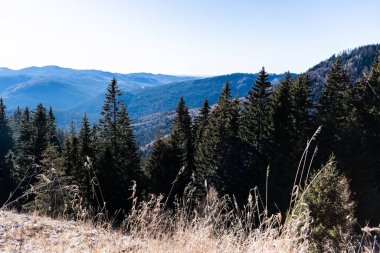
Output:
70 73 290 118
307 44 380 98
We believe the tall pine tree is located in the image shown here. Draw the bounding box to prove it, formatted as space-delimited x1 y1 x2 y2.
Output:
0 98 13 205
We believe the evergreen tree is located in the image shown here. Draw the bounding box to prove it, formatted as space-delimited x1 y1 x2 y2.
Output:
317 58 351 164
12 107 35 197
290 74 314 151
10 106 22 140
97 78 142 215
62 123 80 179
268 73 296 212
0 98 13 205
116 105 142 188
240 67 272 194
168 97 194 194
347 55 380 224
196 82 246 201
144 136 182 197
46 107 60 149
31 104 48 164
99 78 122 154
193 99 210 147
194 99 211 194
74 115 94 205
23 146 73 218
302 159 355 252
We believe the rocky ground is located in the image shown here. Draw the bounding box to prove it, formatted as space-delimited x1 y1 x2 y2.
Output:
0 210 135 253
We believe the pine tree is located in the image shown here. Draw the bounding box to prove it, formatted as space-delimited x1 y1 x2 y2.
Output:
302 159 355 252
96 78 142 215
317 58 351 164
268 73 296 212
290 74 314 151
0 98 14 205
10 106 22 140
23 146 73 218
194 99 210 147
116 105 142 188
347 55 380 224
12 107 35 197
31 104 48 164
168 97 194 194
74 115 94 205
46 107 60 149
144 136 182 197
193 99 211 194
99 77 122 154
240 67 272 195
196 82 246 201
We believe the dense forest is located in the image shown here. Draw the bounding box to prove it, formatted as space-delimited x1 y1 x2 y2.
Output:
0 53 380 249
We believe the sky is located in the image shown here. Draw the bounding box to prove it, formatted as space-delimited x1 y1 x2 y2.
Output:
0 0 379 76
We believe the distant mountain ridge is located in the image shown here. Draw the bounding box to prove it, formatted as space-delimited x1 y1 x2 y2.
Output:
0 65 198 109
1 44 379 147
69 72 291 118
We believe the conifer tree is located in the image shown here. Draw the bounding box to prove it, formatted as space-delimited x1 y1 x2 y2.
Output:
193 99 211 193
317 58 351 164
347 55 380 224
193 99 210 147
10 106 22 140
268 73 296 212
302 159 355 252
74 115 94 204
97 78 142 215
169 97 194 193
144 136 182 196
116 105 142 187
290 74 314 151
100 78 122 154
0 98 13 205
62 123 80 179
196 82 245 200
12 107 35 195
240 67 272 193
32 104 48 164
46 107 60 149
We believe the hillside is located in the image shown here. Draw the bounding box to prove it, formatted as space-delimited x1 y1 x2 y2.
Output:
70 73 290 117
307 44 380 98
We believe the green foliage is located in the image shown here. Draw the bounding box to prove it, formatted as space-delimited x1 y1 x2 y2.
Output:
32 104 49 164
144 136 182 196
22 146 75 218
317 58 351 164
346 55 380 224
0 98 13 205
268 73 297 212
196 82 246 201
96 78 142 215
302 159 355 252
240 67 272 197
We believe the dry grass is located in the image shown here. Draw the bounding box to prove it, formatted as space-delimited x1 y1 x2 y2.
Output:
0 187 311 253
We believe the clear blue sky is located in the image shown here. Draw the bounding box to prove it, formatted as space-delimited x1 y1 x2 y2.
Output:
0 0 379 75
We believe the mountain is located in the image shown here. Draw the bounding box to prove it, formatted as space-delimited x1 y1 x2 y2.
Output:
0 65 198 109
307 44 380 98
1 44 379 147
70 73 291 118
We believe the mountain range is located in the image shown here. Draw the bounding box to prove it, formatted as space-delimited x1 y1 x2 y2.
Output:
1 44 379 147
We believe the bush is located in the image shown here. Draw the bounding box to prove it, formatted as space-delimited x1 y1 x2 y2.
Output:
302 157 356 252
